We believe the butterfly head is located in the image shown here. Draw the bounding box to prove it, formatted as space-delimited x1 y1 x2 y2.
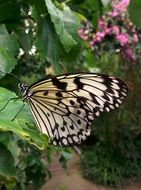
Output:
18 83 30 99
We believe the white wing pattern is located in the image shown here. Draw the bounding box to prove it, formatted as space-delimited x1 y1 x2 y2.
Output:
22 73 128 147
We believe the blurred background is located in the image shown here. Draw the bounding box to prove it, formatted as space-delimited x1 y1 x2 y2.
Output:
0 0 141 189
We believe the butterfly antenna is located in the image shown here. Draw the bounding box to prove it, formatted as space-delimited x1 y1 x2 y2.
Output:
0 70 23 83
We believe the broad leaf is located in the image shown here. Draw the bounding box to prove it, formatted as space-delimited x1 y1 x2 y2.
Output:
0 142 17 177
0 25 19 78
34 12 81 73
45 0 80 52
129 0 141 28
34 13 63 65
0 132 21 163
0 0 20 30
0 87 48 149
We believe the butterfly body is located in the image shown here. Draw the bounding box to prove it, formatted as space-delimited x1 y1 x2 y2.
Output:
18 73 128 147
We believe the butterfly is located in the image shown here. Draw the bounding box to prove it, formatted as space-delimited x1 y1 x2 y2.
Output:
18 73 128 147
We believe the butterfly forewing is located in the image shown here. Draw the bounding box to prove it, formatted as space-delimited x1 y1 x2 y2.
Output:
26 73 128 146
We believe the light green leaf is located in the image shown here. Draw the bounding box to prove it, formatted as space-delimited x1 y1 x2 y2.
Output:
129 0 141 28
45 0 80 52
0 132 21 162
0 47 17 77
0 24 19 78
0 87 48 149
60 150 72 160
34 13 63 65
101 0 111 7
0 142 17 177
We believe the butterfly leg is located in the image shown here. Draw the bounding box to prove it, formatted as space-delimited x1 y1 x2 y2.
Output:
0 97 20 111
11 103 25 121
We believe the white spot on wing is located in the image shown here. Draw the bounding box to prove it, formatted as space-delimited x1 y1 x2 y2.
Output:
112 79 119 83
80 79 107 90
62 138 68 145
111 83 120 90
106 107 110 112
95 111 100 116
109 105 115 109
73 136 79 142
68 137 73 144
115 103 119 107
83 85 104 96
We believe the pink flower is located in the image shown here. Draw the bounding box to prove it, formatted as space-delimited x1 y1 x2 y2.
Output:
116 33 129 46
98 18 107 31
77 0 138 64
133 33 139 43
123 47 136 62
105 28 112 34
77 29 89 41
107 25 120 35
96 31 105 38
91 31 106 43
108 10 119 17
111 26 120 35
112 0 130 12
89 40 95 48
109 0 130 17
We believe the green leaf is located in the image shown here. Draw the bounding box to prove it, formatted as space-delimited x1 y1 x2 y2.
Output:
0 25 19 55
0 132 21 162
0 142 17 177
129 0 141 28
45 0 80 52
30 0 47 15
60 150 72 160
16 27 33 55
0 0 20 30
0 87 48 149
34 10 81 73
101 0 111 7
0 24 19 78
34 13 63 64
0 47 17 77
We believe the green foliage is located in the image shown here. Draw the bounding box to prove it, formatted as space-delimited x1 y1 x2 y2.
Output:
21 143 47 190
70 0 101 27
0 0 21 30
0 0 141 189
45 0 80 52
0 87 48 149
80 61 141 186
129 0 141 28
0 25 19 76
59 148 72 170
34 1 81 73
0 142 17 177
0 137 50 190
58 183 67 190
81 139 141 186
0 0 83 146
78 1 141 184
0 0 80 189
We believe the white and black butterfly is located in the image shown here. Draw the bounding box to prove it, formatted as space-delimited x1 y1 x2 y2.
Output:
18 73 128 147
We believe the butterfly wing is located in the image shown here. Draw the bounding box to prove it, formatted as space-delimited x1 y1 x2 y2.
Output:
27 73 128 146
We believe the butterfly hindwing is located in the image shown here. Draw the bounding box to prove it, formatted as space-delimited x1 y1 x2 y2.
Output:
26 73 128 146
